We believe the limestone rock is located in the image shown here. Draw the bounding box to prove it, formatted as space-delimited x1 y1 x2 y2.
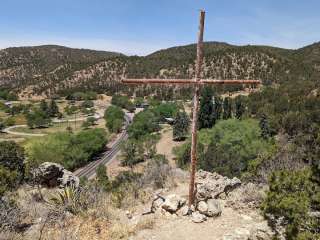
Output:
196 170 241 201
179 205 189 216
162 194 186 213
197 201 208 214
33 162 79 188
206 199 222 217
191 211 207 223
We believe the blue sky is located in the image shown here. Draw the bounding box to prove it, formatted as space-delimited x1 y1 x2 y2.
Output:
1 0 320 55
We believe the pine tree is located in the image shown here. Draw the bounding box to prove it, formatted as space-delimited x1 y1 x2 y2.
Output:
235 97 245 119
214 96 222 121
259 114 271 139
39 100 49 115
48 99 59 117
173 111 190 141
198 87 214 129
223 97 232 119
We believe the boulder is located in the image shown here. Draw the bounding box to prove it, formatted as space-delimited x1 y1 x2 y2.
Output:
197 201 208 214
197 199 222 217
162 194 186 213
33 162 79 188
206 199 222 217
196 170 241 201
58 169 79 188
191 211 207 223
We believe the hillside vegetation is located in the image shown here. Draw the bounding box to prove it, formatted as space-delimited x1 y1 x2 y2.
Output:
1 42 320 97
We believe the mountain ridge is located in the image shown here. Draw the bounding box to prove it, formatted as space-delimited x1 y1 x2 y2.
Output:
0 41 319 97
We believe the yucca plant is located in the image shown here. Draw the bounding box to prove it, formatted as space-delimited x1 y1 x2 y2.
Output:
49 185 86 214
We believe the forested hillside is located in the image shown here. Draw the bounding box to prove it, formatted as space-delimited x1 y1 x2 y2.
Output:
0 42 319 97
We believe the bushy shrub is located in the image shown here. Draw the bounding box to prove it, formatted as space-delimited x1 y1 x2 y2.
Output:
262 169 320 240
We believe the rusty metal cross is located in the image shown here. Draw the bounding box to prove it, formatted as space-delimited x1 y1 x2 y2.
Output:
122 10 261 208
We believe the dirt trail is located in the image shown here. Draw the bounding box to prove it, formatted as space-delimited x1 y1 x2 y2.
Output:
156 125 185 167
130 182 267 240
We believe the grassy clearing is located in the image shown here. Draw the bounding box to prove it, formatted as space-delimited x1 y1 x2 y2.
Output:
13 121 86 134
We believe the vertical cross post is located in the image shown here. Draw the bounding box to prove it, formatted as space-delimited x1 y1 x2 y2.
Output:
121 9 261 210
188 10 205 208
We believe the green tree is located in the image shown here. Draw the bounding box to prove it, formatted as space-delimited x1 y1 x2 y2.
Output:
222 97 232 119
214 96 222 121
235 96 245 119
39 100 49 115
128 110 159 140
48 99 60 117
152 102 179 122
198 87 215 129
104 105 124 133
82 117 97 129
81 100 94 109
121 140 144 168
26 109 51 128
259 114 271 139
173 111 190 141
175 119 274 177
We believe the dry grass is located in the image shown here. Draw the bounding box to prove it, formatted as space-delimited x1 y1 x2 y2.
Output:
108 216 156 240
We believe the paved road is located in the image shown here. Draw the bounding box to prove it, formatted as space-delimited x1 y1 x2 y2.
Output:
73 114 131 179
2 125 46 137
2 114 102 137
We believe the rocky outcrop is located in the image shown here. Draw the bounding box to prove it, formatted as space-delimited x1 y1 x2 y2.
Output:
196 170 241 201
33 162 79 188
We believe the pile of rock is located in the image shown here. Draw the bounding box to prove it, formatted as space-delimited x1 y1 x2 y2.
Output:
196 170 241 200
147 170 242 223
33 162 79 188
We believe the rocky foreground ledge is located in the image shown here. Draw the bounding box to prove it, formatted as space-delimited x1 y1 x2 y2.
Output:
141 170 273 240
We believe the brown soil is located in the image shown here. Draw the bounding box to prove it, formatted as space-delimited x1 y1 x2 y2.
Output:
156 125 185 167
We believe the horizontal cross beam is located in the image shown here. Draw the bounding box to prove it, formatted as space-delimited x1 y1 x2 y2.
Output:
122 79 261 85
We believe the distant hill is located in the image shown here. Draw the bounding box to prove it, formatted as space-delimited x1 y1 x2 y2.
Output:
0 42 319 97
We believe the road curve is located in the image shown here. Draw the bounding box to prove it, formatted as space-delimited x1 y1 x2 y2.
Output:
73 114 131 179
2 125 46 137
2 114 102 137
